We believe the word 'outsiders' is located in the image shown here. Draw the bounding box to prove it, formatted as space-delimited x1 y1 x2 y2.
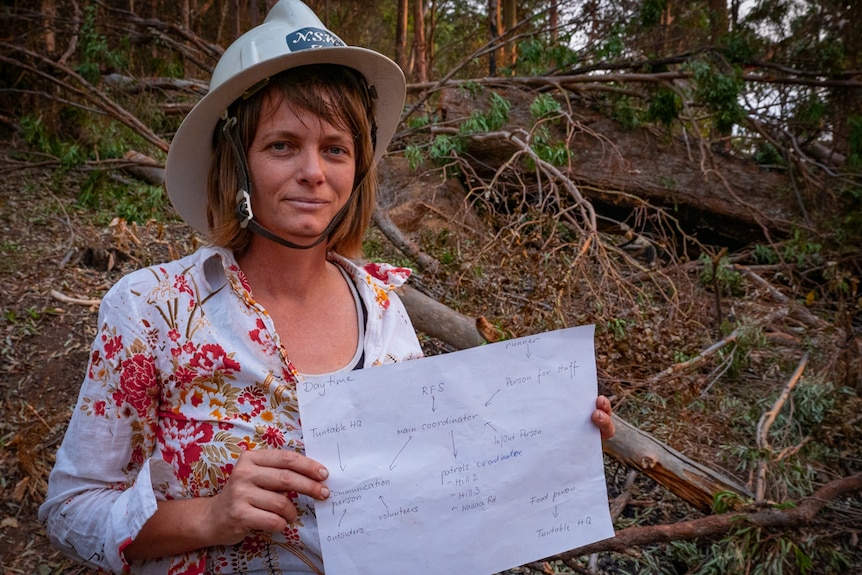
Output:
304 374 355 396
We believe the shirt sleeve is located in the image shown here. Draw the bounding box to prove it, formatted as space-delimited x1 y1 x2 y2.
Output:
38 275 176 573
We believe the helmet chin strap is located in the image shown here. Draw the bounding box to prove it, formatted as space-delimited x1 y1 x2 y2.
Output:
223 115 351 251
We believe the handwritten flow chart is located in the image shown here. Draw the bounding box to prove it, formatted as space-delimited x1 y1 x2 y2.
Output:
298 324 614 575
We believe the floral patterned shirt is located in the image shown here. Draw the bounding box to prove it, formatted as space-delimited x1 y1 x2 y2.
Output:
39 246 423 574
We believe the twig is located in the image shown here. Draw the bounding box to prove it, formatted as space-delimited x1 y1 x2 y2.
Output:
49 289 101 307
755 351 809 502
626 308 790 392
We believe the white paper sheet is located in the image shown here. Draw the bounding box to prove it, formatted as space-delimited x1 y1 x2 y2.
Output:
297 324 614 575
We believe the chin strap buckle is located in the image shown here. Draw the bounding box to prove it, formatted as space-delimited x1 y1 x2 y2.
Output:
235 188 253 228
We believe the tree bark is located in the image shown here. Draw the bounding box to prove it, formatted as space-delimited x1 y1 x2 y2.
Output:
412 0 428 83
395 0 409 73
502 0 516 71
488 0 499 77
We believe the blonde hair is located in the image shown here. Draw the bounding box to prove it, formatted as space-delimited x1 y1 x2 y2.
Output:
206 65 378 258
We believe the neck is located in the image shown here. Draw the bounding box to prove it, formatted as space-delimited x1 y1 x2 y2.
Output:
236 237 333 300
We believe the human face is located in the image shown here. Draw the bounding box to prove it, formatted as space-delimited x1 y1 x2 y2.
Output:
246 92 356 247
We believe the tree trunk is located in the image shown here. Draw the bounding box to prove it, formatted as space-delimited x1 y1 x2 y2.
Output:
502 0 516 71
708 0 729 44
488 0 499 77
42 0 56 54
412 0 428 83
395 0 409 73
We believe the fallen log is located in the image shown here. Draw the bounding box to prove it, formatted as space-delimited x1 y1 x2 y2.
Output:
602 416 752 512
123 150 165 185
396 285 498 350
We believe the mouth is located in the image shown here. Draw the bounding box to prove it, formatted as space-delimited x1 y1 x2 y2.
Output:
284 197 328 210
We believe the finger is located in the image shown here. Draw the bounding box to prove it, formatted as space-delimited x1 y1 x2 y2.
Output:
241 450 331 500
591 408 615 440
247 449 329 480
596 395 612 415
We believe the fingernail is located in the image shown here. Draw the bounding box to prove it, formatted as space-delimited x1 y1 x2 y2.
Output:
319 467 329 480
320 487 330 499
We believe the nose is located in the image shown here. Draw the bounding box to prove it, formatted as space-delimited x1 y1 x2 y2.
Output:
297 147 325 186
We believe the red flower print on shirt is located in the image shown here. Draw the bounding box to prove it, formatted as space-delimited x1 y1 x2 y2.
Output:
238 387 266 416
174 365 196 387
113 353 157 418
174 274 193 296
160 417 215 481
88 349 102 379
102 334 123 360
362 262 412 284
190 343 241 376
261 426 285 448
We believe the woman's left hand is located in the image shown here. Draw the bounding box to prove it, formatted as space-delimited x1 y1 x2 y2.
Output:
591 395 615 440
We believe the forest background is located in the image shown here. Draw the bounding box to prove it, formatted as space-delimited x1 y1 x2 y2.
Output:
1 0 861 574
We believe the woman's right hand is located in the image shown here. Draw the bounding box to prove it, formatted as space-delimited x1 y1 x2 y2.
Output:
204 449 331 546
124 449 330 561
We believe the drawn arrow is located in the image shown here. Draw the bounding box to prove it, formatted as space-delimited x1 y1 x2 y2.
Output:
337 442 346 472
484 421 498 433
485 389 500 407
450 430 458 458
389 436 412 470
431 394 436 412
553 505 559 518
525 342 532 358
339 508 347 527
379 496 388 510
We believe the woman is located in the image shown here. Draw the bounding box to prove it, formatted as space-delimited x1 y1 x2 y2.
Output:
40 1 614 573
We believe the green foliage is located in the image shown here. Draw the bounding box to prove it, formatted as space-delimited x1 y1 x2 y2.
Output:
515 35 579 75
712 490 747 513
428 134 462 161
19 115 87 169
404 144 424 170
406 115 431 130
610 96 641 131
595 24 626 60
698 253 744 296
754 142 784 167
686 59 745 133
530 94 562 120
77 5 127 84
605 317 631 341
781 228 823 268
458 92 510 135
640 0 668 28
644 87 681 126
721 29 761 64
77 171 171 225
752 243 779 264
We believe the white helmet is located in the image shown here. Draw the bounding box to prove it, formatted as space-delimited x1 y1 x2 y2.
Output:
165 0 406 236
